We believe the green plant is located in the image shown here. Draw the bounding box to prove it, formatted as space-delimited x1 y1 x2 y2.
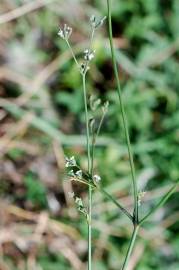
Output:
106 0 179 269
58 19 107 270
58 3 179 270
24 172 47 208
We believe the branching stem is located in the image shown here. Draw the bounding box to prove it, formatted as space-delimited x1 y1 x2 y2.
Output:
99 187 133 221
66 39 80 68
91 111 106 174
82 74 92 270
106 0 138 223
60 13 179 270
139 180 179 226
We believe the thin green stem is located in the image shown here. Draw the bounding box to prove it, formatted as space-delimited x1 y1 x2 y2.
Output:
88 28 96 176
121 225 139 270
89 110 133 221
82 26 99 270
88 185 92 270
99 187 133 221
72 172 132 221
82 74 92 270
91 112 106 174
83 28 95 74
83 29 96 270
66 39 80 69
91 137 95 175
89 28 95 50
139 180 179 226
82 74 91 172
107 0 138 222
96 113 106 140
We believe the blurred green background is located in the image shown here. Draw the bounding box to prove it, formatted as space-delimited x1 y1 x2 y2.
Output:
0 0 179 269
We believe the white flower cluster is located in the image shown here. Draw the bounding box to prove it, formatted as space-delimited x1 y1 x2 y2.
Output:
84 49 95 61
68 192 88 220
90 15 106 29
138 191 146 206
58 24 72 40
90 96 101 111
65 156 76 167
68 169 82 179
75 196 88 219
93 174 101 183
102 101 109 114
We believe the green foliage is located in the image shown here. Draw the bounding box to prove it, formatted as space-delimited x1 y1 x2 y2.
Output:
38 253 71 270
55 88 83 114
24 172 47 208
2 0 179 268
7 148 25 160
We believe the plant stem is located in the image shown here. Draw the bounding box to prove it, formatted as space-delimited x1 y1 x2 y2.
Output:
139 180 179 226
88 185 92 270
82 74 91 173
82 73 92 270
121 225 139 270
66 39 80 68
72 172 133 221
83 29 96 270
106 0 138 222
91 111 106 174
99 187 133 221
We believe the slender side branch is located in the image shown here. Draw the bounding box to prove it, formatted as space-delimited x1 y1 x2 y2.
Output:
84 28 95 73
139 180 179 226
82 74 91 172
66 39 80 68
82 27 98 270
106 0 138 222
99 187 133 221
72 175 133 221
96 113 106 140
91 110 107 174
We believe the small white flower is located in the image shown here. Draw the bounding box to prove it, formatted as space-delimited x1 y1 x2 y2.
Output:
75 197 83 207
65 156 76 167
102 100 109 114
138 199 142 206
58 24 72 40
68 169 75 177
58 29 64 39
90 15 96 28
75 170 82 179
90 15 106 29
75 197 88 220
138 191 146 206
93 174 101 183
84 49 95 61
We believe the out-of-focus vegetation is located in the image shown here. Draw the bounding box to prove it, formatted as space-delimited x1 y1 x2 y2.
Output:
0 0 179 269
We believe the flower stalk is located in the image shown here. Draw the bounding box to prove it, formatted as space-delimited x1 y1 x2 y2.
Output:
82 73 92 270
59 11 179 270
121 225 139 270
106 0 179 269
106 0 138 224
